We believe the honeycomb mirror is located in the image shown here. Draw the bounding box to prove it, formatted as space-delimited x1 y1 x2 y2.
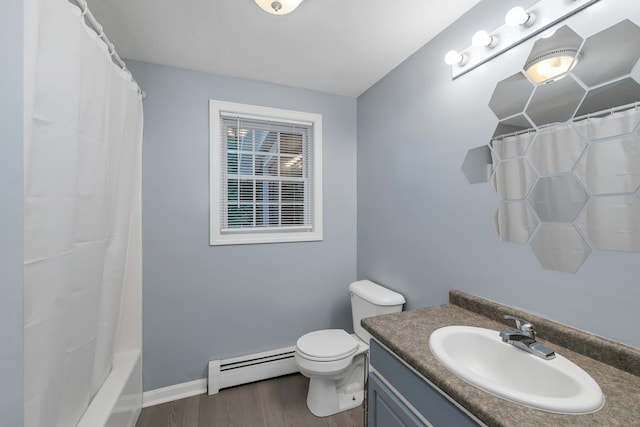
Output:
462 20 640 273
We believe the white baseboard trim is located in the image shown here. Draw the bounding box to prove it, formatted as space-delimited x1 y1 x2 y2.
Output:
143 346 299 407
142 379 207 408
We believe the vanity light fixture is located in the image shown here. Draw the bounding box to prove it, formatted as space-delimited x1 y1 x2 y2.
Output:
444 50 466 65
472 30 497 48
444 0 599 79
505 7 535 27
524 48 582 84
255 0 305 15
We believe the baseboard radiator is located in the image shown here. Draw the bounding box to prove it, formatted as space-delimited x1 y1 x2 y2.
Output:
208 345 298 395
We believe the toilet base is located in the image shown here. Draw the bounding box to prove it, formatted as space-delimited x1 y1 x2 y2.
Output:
306 378 364 417
304 351 367 417
296 335 368 417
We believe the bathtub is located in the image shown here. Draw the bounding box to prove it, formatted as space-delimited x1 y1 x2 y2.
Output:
76 351 142 427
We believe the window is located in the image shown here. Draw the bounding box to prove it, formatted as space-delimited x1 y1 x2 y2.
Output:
210 100 323 245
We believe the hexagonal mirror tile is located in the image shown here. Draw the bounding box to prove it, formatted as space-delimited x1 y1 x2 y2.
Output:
491 158 537 201
572 19 640 88
574 101 640 140
462 145 493 184
527 123 587 175
530 224 591 273
489 72 535 120
575 136 640 194
525 75 586 126
577 195 640 252
529 175 589 222
523 26 584 86
492 114 535 138
574 78 640 118
493 201 538 244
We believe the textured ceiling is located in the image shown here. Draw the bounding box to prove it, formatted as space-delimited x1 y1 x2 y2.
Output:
88 0 481 97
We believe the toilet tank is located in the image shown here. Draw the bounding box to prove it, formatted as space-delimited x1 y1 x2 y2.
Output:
349 280 405 343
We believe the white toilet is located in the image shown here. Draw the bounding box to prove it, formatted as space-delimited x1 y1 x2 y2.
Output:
294 280 405 417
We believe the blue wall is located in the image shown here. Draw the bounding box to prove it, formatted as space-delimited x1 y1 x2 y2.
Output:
358 0 640 348
0 0 24 423
127 61 358 391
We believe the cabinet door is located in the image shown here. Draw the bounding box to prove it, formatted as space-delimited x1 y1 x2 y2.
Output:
368 373 426 427
370 340 481 427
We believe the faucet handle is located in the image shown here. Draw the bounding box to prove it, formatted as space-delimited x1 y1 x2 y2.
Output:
503 314 535 338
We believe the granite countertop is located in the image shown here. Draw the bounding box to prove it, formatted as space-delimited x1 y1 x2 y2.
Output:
361 290 640 427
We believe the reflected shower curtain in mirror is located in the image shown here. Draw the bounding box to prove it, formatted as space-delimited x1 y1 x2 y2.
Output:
574 104 640 140
23 0 143 425
490 131 537 202
489 105 640 269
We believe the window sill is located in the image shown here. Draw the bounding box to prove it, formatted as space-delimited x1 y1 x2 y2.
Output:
210 231 323 246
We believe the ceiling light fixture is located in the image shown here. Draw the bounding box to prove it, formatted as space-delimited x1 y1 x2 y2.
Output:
505 7 535 27
254 0 305 15
524 48 581 84
472 30 497 48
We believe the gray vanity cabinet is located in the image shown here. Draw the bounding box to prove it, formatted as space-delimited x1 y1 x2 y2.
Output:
368 339 482 427
368 373 425 427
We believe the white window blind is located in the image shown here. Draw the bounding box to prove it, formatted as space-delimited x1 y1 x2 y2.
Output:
220 115 313 232
210 100 323 246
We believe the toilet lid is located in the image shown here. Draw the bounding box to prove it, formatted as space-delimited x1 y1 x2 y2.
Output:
296 329 358 361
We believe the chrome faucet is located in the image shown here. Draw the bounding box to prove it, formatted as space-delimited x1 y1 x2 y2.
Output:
499 315 556 360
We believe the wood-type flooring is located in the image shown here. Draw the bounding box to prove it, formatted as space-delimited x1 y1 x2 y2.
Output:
135 374 364 427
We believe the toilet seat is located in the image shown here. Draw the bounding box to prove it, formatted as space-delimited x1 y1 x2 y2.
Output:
296 329 358 361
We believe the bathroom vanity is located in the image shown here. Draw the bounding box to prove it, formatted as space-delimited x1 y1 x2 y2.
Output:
362 290 640 427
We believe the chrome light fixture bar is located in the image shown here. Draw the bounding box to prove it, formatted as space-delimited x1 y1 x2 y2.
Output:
447 0 600 79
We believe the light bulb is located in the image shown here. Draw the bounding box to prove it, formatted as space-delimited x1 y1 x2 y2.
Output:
444 50 465 66
505 7 534 26
472 31 495 48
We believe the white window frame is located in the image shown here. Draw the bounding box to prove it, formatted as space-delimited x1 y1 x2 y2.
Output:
210 100 323 245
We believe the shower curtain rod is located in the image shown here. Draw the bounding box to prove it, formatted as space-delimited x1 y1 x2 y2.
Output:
494 101 640 141
572 100 640 123
491 127 535 141
69 0 146 99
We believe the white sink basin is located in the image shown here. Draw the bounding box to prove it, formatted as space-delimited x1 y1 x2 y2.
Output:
429 326 604 414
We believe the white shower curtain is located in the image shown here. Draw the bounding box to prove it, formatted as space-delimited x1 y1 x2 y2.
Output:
23 0 143 425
